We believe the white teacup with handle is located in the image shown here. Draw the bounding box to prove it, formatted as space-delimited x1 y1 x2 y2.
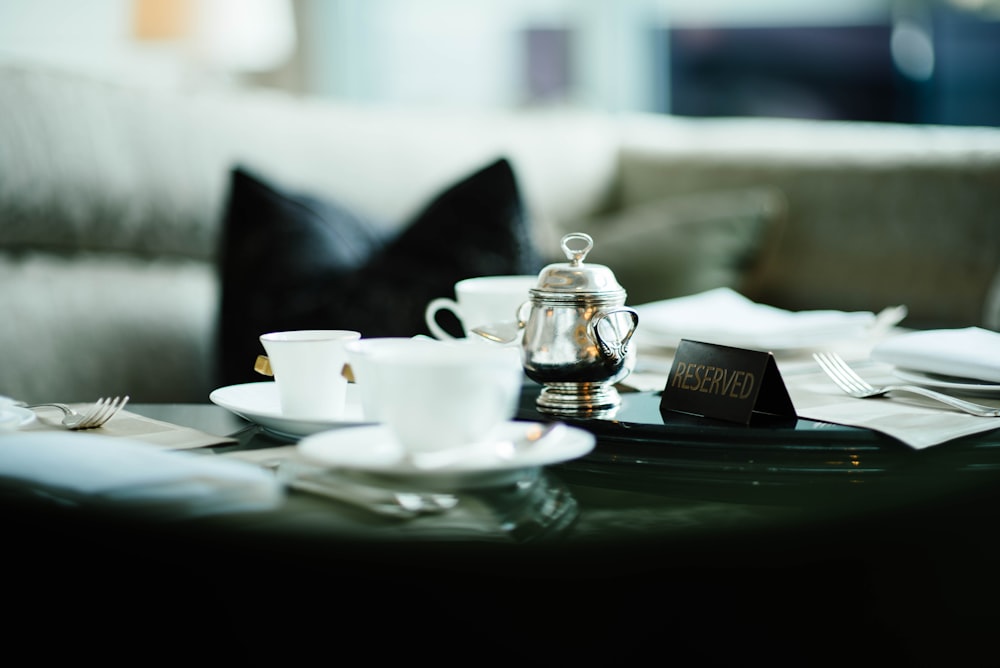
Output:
424 275 537 342
259 329 361 420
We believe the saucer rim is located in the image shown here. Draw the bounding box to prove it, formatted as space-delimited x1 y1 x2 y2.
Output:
296 420 595 478
209 382 372 438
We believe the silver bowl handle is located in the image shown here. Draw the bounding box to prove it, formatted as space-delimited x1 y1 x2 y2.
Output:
589 307 639 366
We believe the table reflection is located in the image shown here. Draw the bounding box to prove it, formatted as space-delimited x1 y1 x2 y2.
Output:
211 421 580 544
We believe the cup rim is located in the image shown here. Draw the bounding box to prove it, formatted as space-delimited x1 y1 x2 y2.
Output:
260 330 361 343
454 274 538 291
345 337 434 354
372 341 519 365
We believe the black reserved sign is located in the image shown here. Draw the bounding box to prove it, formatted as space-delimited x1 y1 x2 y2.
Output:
660 339 796 424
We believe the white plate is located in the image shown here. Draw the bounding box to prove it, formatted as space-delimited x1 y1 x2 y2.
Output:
0 405 37 432
892 368 1000 397
297 421 596 491
209 382 371 438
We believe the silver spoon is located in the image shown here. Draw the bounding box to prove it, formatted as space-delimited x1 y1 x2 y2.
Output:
406 422 565 471
471 319 523 344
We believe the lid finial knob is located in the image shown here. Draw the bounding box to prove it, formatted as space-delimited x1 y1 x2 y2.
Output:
561 232 593 267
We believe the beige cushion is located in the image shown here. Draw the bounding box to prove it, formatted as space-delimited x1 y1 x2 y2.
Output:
616 114 1000 327
557 188 787 306
0 253 216 403
0 62 619 259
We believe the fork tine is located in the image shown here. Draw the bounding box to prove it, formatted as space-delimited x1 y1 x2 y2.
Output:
90 396 123 428
813 353 854 392
102 395 129 424
76 397 110 429
824 353 875 393
813 352 864 394
813 353 846 391
88 397 118 428
63 396 129 429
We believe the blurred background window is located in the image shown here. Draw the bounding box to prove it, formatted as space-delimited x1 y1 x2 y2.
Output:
0 0 997 125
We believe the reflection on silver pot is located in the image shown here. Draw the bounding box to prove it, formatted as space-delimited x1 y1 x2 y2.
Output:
521 232 639 417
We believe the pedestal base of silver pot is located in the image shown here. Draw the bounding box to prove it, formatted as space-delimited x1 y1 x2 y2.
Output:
536 382 621 418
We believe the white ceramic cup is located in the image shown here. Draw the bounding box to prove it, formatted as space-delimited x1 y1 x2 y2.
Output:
424 275 537 341
345 337 441 421
259 330 361 420
361 339 524 453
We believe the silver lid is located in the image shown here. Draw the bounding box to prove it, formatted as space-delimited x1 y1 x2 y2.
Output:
532 232 626 298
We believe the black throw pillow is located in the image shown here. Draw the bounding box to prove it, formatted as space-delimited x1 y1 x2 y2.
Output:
216 158 543 388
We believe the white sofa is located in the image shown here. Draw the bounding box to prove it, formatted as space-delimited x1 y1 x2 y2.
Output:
2 61 999 403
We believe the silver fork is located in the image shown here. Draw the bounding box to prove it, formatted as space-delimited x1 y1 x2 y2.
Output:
812 352 1000 417
23 396 130 429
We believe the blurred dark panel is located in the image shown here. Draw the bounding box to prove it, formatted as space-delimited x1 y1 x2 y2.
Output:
926 7 1000 126
666 24 902 122
662 10 1000 127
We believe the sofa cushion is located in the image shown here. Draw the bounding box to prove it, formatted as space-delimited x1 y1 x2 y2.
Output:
0 63 229 261
617 114 1000 327
217 157 543 387
0 253 216 403
561 188 787 306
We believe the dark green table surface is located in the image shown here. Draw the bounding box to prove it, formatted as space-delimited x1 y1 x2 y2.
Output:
8 387 1000 664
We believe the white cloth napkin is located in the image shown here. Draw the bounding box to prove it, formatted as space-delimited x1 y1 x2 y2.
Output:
0 406 33 431
634 288 899 351
0 395 32 432
781 358 1000 449
870 327 1000 383
0 431 283 519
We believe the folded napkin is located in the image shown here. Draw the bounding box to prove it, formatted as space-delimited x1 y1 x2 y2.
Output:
781 358 1000 449
0 404 34 431
870 327 1000 383
634 288 901 350
0 395 29 431
0 432 283 519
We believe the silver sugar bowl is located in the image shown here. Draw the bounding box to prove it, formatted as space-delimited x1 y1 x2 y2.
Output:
521 232 639 417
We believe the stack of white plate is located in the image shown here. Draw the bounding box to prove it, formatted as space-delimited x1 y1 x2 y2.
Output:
871 326 1000 397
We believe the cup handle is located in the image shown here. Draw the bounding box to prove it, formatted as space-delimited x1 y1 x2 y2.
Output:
425 298 465 340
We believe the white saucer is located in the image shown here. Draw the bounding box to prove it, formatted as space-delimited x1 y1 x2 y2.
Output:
0 404 36 432
209 382 372 438
892 368 1000 397
297 421 595 491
